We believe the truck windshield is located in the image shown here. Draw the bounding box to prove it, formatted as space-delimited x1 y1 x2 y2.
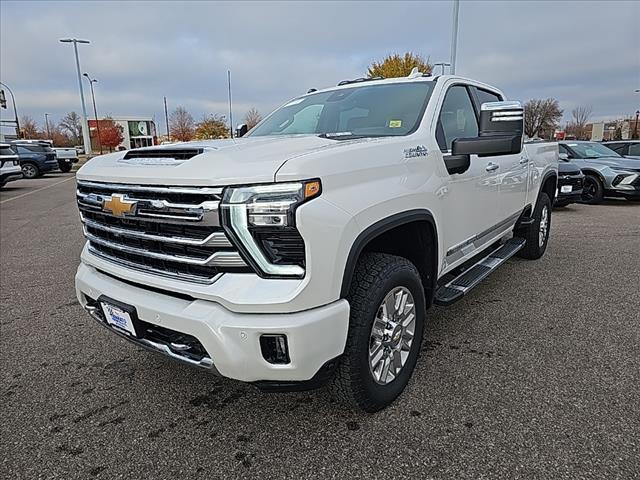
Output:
567 142 621 158
248 82 434 139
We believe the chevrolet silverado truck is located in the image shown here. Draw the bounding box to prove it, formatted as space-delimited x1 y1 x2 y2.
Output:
75 72 558 412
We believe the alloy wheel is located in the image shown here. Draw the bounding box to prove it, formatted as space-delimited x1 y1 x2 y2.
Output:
368 286 416 385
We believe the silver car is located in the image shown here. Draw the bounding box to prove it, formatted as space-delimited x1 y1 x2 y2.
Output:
558 141 640 204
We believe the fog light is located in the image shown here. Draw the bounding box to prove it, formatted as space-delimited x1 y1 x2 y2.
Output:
260 334 290 364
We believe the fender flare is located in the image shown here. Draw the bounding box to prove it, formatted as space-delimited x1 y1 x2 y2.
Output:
538 170 557 199
580 167 607 185
340 209 438 298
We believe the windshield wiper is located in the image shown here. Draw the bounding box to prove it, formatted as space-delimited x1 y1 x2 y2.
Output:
318 132 374 140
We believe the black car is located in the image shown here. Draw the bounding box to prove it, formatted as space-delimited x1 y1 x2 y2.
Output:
603 140 640 159
555 159 584 207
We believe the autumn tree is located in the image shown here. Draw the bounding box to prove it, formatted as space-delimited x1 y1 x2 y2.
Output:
194 114 229 140
98 117 124 152
19 115 41 139
50 123 73 147
59 111 83 144
523 99 563 139
571 105 593 140
169 106 195 142
243 108 262 130
367 52 433 78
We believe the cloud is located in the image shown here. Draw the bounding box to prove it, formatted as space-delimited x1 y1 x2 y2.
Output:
1 0 638 131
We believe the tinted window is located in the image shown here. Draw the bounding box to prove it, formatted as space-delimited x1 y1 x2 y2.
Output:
474 87 502 106
562 142 620 158
629 144 640 155
606 143 626 154
249 82 434 138
437 86 478 151
558 144 570 156
14 144 50 153
0 147 14 156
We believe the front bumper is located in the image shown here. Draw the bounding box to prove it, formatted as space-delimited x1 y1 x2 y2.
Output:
75 262 349 382
1 168 23 184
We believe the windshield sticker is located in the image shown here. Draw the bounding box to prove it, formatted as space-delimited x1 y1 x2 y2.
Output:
389 120 402 128
403 146 428 158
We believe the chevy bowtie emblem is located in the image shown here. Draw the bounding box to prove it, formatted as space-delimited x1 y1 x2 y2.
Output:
102 194 137 217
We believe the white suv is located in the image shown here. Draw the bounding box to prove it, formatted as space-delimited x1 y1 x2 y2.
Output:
75 73 557 411
0 143 22 188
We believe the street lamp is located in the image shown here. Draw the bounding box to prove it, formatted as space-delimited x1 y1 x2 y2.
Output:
434 62 451 75
450 0 460 75
0 81 20 138
44 113 51 140
83 73 102 154
59 38 92 154
634 110 639 140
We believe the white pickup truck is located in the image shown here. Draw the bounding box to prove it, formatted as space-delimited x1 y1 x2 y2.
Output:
75 72 558 411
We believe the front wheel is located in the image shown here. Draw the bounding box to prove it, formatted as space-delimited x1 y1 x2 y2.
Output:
21 162 39 179
330 253 426 412
516 192 551 260
581 175 604 204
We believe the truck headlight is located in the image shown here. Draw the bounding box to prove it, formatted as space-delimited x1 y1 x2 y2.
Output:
220 180 321 277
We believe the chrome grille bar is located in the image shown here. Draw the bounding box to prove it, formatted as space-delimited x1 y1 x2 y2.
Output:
77 180 223 196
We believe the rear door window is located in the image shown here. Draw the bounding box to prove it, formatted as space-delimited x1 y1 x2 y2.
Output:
628 143 640 156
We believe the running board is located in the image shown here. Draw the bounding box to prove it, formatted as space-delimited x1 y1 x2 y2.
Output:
434 237 525 306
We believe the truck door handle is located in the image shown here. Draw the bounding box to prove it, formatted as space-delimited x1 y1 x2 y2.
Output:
485 163 499 172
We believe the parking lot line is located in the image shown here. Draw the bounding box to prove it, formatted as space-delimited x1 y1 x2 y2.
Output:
0 176 75 205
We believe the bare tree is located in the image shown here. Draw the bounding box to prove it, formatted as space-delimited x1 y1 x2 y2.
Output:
523 99 563 139
571 105 593 140
59 111 83 144
243 108 262 130
169 106 195 142
19 115 41 139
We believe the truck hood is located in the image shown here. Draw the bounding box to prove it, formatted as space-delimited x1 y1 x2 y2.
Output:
76 135 343 186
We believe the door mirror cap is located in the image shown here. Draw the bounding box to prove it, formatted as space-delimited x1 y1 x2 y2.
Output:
236 124 248 138
558 152 569 161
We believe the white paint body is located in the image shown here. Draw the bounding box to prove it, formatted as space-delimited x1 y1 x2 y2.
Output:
75 75 558 382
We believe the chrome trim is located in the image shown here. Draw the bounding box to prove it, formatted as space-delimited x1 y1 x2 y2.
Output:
84 230 246 267
446 211 522 260
77 180 223 196
84 304 217 371
481 101 523 111
491 116 523 122
87 246 222 284
81 215 232 247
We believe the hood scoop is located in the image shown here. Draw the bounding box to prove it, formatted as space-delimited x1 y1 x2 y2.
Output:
118 148 207 166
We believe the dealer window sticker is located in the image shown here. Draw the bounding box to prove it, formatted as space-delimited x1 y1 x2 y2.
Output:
389 120 403 128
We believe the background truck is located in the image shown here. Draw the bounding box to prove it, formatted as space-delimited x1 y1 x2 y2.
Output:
75 72 558 412
54 147 79 173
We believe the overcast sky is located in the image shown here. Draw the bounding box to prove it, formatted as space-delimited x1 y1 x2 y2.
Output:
1 0 639 134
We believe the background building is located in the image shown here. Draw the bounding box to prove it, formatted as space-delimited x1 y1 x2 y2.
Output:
88 117 157 151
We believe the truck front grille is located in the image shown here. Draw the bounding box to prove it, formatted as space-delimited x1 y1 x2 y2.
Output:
77 181 249 283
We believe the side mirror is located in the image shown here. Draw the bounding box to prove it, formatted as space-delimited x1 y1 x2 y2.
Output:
452 101 524 158
558 152 569 161
236 124 248 138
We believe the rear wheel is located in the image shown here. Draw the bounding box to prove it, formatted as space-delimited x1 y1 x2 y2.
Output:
516 192 551 260
581 175 604 204
21 162 39 179
330 253 426 412
58 161 72 173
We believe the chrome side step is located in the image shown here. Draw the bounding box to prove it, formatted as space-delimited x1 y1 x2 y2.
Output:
434 237 525 306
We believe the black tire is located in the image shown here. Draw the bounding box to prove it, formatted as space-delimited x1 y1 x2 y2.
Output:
21 162 40 179
58 161 72 173
581 175 604 204
330 252 426 412
516 192 551 260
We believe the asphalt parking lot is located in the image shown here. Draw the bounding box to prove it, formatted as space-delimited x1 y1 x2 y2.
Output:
1 175 639 479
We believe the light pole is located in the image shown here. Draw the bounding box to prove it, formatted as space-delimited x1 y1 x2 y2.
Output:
83 73 102 154
60 38 92 154
164 96 170 143
44 113 51 140
0 81 20 138
634 110 639 140
450 0 460 75
434 62 451 75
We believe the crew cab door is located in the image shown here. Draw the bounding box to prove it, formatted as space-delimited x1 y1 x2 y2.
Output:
471 87 528 220
434 84 504 269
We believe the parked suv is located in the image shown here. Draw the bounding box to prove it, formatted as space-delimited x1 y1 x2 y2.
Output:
554 159 584 207
558 141 640 203
10 140 58 178
603 140 640 159
0 143 23 188
75 73 557 411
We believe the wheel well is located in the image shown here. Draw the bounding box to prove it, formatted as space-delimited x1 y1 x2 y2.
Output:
541 174 557 201
341 214 437 306
582 169 605 184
